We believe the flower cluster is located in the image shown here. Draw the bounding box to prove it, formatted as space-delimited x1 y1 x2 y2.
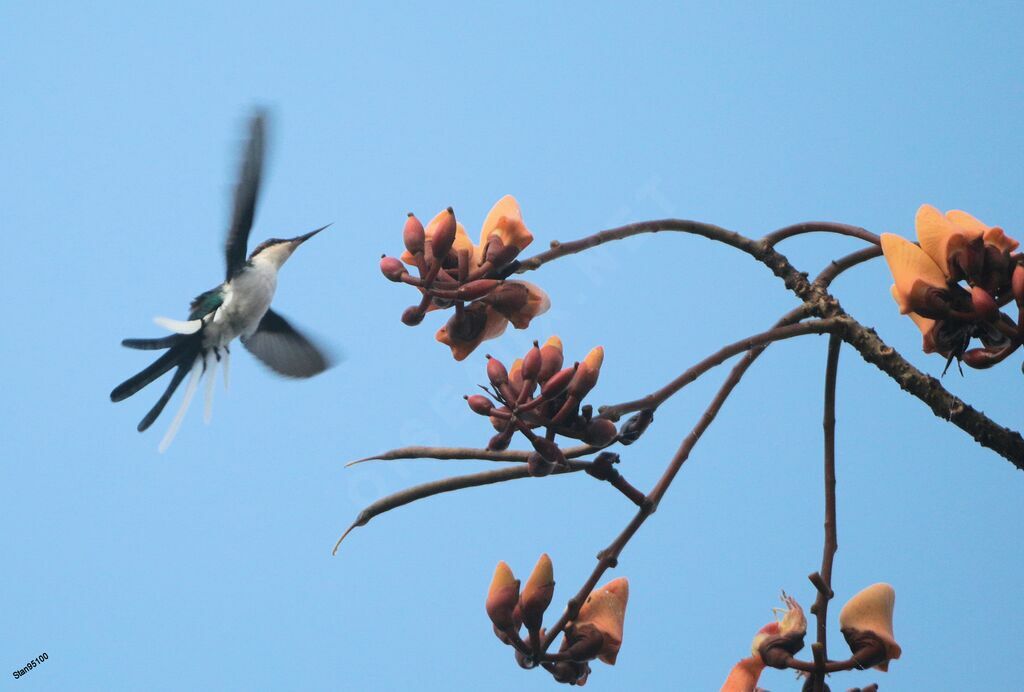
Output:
486 555 629 686
380 196 550 360
721 586 899 691
881 204 1022 371
465 337 616 475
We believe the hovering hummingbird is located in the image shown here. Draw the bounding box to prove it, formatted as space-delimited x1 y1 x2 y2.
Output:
111 111 332 451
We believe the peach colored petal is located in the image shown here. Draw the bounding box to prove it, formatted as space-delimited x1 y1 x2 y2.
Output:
890 286 938 354
915 204 981 276
435 306 509 361
839 583 901 672
984 226 1020 253
945 209 989 234
475 195 534 265
575 577 628 665
880 233 947 314
720 656 765 692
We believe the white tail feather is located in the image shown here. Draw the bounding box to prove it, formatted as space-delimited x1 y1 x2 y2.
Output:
159 355 203 453
154 316 203 334
222 349 231 390
203 350 218 424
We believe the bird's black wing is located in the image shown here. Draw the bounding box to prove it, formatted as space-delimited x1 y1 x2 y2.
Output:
241 309 331 378
224 111 266 281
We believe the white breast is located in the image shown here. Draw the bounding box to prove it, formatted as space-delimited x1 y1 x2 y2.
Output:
204 259 278 349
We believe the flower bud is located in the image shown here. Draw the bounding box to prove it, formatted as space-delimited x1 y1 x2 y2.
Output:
582 418 618 447
540 365 576 400
618 409 654 445
526 452 554 477
839 583 901 672
486 561 521 631
567 362 598 398
401 306 425 326
531 436 566 465
548 660 590 685
522 342 542 381
379 255 407 281
488 428 514 451
466 395 494 416
538 336 564 382
962 347 1001 369
486 355 509 387
458 279 501 301
1013 264 1024 305
574 577 628 665
403 213 425 256
583 346 604 375
519 554 555 630
970 286 999 321
508 358 524 398
431 207 458 259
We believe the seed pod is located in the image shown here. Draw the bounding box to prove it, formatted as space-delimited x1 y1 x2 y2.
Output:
403 213 425 255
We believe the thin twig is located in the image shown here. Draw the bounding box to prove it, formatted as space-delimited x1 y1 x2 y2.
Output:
600 318 845 420
333 461 590 554
762 222 879 247
809 334 841 692
345 444 598 467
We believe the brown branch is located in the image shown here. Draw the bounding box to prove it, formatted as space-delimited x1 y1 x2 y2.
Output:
600 318 844 420
809 334 841 692
333 461 590 554
519 217 1023 467
345 444 598 467
762 222 879 247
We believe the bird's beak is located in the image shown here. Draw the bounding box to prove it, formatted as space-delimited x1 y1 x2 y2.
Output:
290 223 331 247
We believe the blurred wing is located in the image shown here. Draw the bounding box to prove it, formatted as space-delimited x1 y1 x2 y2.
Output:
241 309 331 378
224 111 266 280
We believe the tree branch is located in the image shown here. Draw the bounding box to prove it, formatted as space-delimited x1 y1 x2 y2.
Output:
345 444 598 467
809 334 841 692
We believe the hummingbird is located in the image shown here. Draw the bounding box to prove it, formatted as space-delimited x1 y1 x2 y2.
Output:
111 111 332 451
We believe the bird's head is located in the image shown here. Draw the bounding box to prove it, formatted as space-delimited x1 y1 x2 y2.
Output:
248 224 329 269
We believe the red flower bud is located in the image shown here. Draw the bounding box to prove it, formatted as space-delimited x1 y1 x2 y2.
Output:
465 395 494 416
401 306 425 326
531 437 566 465
541 365 577 400
568 362 598 398
486 355 509 387
488 429 514 451
582 418 618 447
961 347 1002 369
522 342 542 381
403 213 425 256
970 286 999 321
538 336 564 382
527 452 554 477
1013 264 1024 305
431 207 458 259
458 279 501 301
379 255 407 281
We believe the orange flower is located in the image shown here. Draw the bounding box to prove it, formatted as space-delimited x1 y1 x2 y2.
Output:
839 583 901 672
880 231 949 318
519 553 555 630
720 656 764 692
434 281 549 361
574 577 628 665
475 195 534 266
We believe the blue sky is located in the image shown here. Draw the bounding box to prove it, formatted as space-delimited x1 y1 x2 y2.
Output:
3 2 1022 689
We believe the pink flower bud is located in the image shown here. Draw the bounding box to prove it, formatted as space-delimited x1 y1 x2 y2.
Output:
457 279 501 301
401 306 425 326
541 365 576 400
582 418 618 447
522 342 542 381
531 436 566 465
538 336 564 382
